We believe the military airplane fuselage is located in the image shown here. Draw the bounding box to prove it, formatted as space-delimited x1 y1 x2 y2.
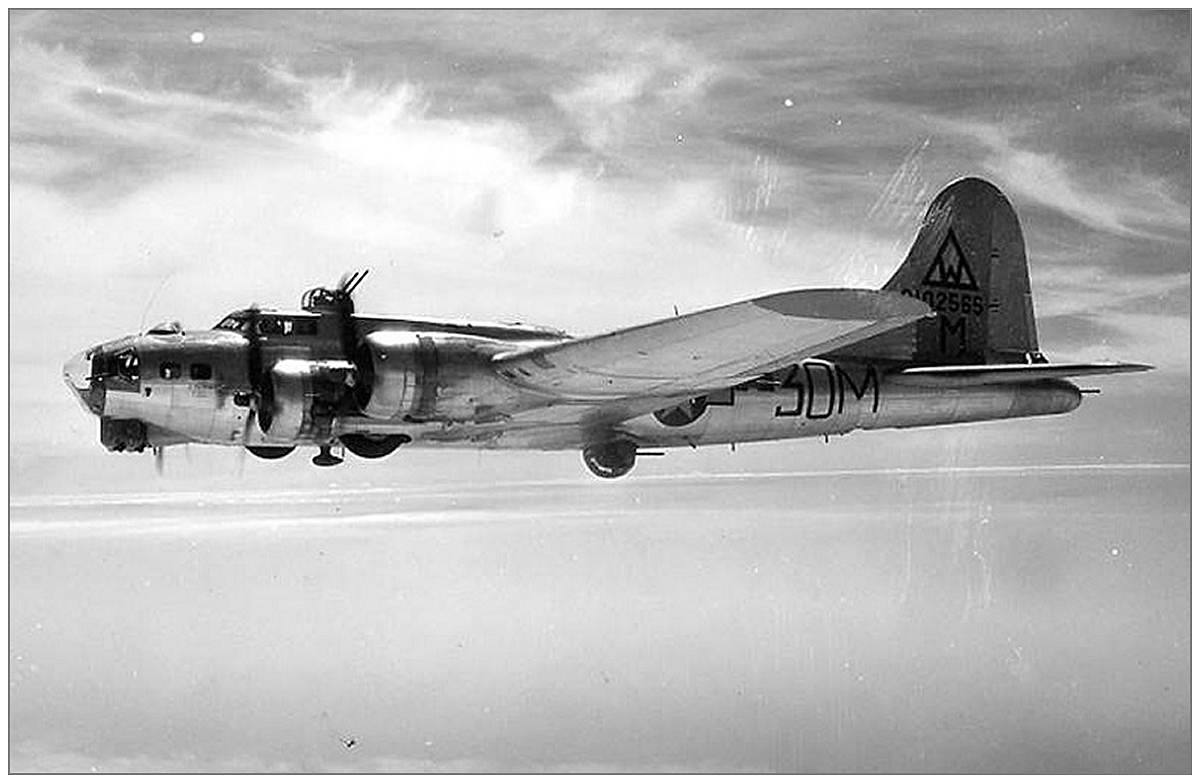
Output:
64 179 1149 478
65 289 580 458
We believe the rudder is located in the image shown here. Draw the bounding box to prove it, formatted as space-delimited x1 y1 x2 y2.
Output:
883 177 1043 365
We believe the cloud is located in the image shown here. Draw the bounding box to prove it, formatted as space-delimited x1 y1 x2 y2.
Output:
551 35 719 152
1028 262 1188 371
9 35 833 321
934 118 1189 244
1033 265 1189 319
10 42 292 198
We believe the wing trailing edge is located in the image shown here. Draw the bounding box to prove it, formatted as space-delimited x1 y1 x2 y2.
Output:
493 288 932 400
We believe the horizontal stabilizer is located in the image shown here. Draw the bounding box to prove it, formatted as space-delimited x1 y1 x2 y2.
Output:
494 289 931 400
890 361 1153 387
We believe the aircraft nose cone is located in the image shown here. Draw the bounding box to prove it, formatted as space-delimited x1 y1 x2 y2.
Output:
63 350 89 392
64 349 104 415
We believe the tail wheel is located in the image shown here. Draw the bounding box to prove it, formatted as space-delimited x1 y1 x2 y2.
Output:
341 433 411 459
582 439 638 479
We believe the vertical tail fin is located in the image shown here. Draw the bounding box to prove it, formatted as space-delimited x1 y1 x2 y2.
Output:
882 177 1044 365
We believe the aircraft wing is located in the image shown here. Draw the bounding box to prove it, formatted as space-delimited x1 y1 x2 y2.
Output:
493 289 931 400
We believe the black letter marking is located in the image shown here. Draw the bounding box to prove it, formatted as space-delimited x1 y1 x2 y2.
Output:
804 362 835 419
939 315 968 357
775 385 804 417
836 365 880 414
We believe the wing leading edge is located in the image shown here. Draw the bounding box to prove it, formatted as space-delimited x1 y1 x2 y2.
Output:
493 289 932 400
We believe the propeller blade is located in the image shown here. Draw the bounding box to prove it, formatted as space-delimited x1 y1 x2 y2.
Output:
245 305 264 421
239 409 255 477
153 446 165 476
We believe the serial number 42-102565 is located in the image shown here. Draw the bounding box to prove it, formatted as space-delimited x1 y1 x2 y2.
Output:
900 288 985 316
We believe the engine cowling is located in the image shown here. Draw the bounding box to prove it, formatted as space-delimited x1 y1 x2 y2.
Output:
354 330 517 423
354 332 429 421
259 359 356 442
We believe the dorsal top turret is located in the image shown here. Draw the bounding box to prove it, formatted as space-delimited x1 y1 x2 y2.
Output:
301 270 369 313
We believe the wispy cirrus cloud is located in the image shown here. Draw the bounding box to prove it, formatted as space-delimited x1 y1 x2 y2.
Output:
1031 264 1189 372
10 42 294 196
934 117 1189 245
551 35 719 154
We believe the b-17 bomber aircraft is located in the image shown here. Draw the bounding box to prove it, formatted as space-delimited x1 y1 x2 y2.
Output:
64 178 1150 479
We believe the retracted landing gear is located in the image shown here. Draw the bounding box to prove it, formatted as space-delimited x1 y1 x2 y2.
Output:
340 433 411 459
582 439 638 479
246 445 295 460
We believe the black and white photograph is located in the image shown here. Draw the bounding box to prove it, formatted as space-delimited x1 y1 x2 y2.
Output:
9 9 1190 773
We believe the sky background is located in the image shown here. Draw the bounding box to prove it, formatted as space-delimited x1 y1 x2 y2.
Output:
7 9 1191 773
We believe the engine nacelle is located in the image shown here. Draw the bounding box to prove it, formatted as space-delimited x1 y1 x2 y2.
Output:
355 331 518 423
259 358 355 442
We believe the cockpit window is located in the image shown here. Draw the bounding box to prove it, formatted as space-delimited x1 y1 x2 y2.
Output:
255 316 318 336
159 361 182 380
189 363 213 381
257 317 284 335
94 349 139 382
116 350 139 381
213 312 318 336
